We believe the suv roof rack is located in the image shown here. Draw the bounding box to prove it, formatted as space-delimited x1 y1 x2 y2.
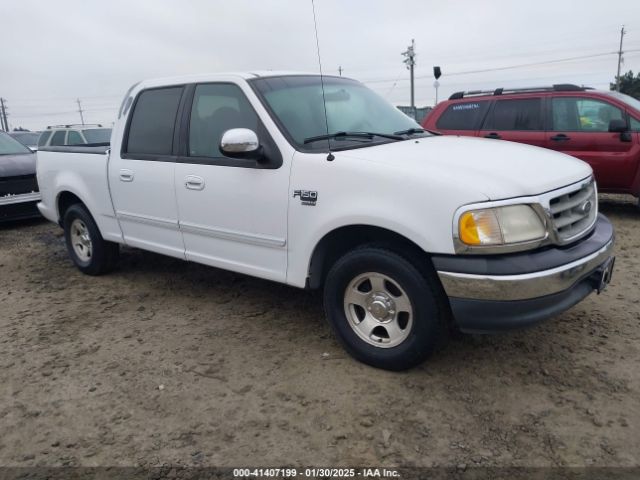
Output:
448 84 592 100
46 124 103 129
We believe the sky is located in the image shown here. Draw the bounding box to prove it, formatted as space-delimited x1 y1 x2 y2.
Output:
1 0 640 131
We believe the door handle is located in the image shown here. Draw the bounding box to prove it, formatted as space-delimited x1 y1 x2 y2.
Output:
484 132 501 139
119 169 134 182
550 134 571 142
185 175 205 191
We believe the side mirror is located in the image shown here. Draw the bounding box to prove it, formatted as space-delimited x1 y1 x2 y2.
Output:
220 128 262 160
608 119 628 133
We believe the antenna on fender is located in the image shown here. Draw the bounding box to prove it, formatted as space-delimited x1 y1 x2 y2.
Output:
310 0 335 161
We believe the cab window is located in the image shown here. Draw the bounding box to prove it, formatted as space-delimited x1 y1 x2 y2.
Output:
435 101 489 130
188 83 259 158
482 98 542 131
126 86 183 156
630 116 640 131
551 98 624 132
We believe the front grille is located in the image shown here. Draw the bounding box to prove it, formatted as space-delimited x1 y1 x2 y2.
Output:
548 179 597 242
0 174 39 197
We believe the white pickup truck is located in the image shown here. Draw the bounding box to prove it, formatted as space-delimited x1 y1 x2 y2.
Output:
37 72 615 370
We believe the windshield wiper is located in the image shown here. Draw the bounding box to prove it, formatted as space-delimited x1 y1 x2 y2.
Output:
394 127 441 136
303 131 403 144
394 127 424 135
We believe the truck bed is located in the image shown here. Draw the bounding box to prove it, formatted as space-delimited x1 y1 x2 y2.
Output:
36 146 123 243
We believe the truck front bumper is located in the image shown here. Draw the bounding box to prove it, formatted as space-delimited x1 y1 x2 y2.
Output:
432 214 615 333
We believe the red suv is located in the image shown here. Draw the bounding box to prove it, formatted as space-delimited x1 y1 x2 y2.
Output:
422 85 640 200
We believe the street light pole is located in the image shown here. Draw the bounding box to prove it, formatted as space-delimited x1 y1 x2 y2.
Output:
433 66 442 107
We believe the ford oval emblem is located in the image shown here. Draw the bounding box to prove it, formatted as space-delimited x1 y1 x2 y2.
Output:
579 200 592 215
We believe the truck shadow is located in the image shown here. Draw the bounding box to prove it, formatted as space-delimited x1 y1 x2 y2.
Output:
0 216 47 231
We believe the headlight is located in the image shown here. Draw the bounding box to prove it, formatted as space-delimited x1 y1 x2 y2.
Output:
458 205 546 246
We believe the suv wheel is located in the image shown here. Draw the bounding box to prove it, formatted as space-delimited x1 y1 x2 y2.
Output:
63 204 119 275
323 246 448 370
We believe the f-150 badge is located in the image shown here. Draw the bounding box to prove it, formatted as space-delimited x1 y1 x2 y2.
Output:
293 190 318 206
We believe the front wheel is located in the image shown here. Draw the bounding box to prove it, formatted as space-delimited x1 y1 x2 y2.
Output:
323 247 448 370
63 204 119 275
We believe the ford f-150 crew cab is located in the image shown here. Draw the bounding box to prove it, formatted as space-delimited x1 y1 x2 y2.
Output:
37 72 616 370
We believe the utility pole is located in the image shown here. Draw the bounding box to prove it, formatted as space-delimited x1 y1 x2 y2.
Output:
338 66 343 76
0 98 8 132
76 98 85 125
616 25 626 92
402 39 416 119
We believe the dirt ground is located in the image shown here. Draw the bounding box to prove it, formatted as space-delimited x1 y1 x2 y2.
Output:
0 196 639 471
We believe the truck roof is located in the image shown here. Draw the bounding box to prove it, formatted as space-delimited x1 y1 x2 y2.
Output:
135 71 328 90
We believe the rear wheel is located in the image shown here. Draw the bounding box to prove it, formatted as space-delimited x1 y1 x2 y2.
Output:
63 204 119 275
323 246 448 370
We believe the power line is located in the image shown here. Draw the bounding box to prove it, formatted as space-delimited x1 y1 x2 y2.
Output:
9 106 117 119
362 49 640 85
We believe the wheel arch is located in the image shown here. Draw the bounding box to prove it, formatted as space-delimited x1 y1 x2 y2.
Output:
306 224 434 290
56 190 86 224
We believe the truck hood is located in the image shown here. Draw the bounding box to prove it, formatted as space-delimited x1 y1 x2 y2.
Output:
0 152 37 178
337 135 593 200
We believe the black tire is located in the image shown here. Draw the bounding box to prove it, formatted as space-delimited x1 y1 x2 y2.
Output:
63 203 119 275
323 246 448 371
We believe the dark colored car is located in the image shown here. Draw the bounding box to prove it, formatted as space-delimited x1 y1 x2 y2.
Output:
8 131 42 151
0 131 40 221
422 85 640 200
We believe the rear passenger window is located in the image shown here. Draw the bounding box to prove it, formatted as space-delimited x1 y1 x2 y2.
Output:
483 99 542 131
631 116 640 131
50 131 66 146
38 131 52 147
67 131 84 145
126 87 183 156
435 101 489 130
188 83 259 158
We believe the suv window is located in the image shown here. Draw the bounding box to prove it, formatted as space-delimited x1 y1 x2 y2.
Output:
435 101 489 130
38 131 52 147
483 98 542 131
67 130 84 145
189 83 259 158
126 87 183 156
83 128 111 144
50 130 66 146
551 98 624 132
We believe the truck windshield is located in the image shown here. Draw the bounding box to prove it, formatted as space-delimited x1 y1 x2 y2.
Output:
251 75 424 151
0 132 32 155
82 128 112 144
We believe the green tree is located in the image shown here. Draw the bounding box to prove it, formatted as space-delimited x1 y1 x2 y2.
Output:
610 70 640 99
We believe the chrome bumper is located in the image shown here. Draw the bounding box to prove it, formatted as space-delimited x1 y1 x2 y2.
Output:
437 238 615 301
0 192 42 206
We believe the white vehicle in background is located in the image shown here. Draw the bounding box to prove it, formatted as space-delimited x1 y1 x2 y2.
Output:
36 72 615 370
38 124 112 148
